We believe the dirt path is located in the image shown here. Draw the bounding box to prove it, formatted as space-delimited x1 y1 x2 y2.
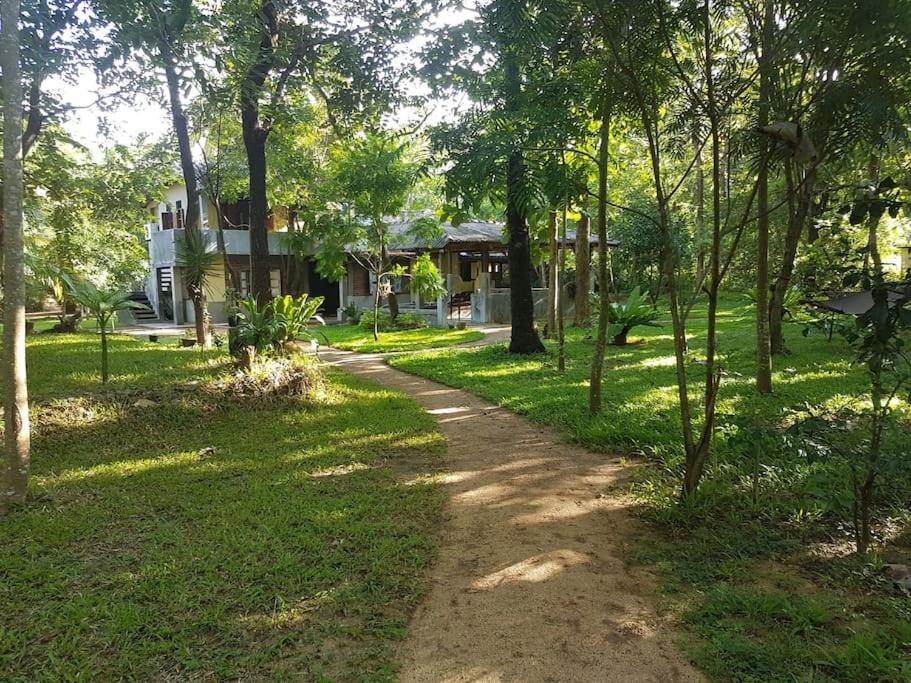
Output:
324 349 702 682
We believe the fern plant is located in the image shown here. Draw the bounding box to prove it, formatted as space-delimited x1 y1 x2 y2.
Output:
607 286 660 345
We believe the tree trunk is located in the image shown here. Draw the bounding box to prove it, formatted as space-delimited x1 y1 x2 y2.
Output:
161 42 211 347
161 45 200 233
240 1 278 304
372 273 381 341
682 0 723 497
388 290 399 322
243 115 271 303
502 54 543 355
100 325 109 383
1 0 31 510
692 130 706 296
589 105 611 414
546 209 558 338
865 155 883 276
574 211 590 326
770 164 814 355
755 0 774 394
557 206 567 371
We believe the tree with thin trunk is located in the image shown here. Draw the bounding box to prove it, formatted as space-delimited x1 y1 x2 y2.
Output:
573 209 590 326
588 103 611 415
62 275 148 383
2 0 31 510
754 0 774 394
545 209 558 338
98 0 212 345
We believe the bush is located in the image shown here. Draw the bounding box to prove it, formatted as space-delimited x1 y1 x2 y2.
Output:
211 355 328 402
358 309 428 331
231 295 325 359
595 286 661 345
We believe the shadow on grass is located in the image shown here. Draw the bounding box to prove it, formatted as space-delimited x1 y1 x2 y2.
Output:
0 371 445 681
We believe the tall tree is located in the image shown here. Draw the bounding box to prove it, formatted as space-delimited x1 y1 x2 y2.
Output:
754 0 774 394
1 0 98 273
223 0 425 303
2 0 31 510
98 0 212 345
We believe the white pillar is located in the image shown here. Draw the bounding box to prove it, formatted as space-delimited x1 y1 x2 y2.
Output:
337 270 348 322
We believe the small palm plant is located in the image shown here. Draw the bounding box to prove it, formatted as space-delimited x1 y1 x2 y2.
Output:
176 228 219 348
607 286 661 345
62 274 148 382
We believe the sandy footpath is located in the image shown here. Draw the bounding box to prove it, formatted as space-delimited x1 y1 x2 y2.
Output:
324 348 702 683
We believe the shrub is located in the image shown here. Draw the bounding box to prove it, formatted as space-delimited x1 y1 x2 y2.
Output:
231 295 325 360
601 286 661 345
358 309 428 331
212 355 328 402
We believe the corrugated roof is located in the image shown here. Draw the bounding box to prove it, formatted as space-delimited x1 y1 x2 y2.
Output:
386 219 507 250
384 217 620 252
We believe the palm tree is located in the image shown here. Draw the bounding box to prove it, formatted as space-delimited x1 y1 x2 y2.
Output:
62 275 148 383
176 228 219 348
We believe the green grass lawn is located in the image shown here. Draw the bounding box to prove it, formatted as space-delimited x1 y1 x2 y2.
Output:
318 322 483 353
1 333 444 680
389 298 911 681
23 332 229 401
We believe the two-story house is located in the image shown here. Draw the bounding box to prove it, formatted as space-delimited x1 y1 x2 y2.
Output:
144 184 340 324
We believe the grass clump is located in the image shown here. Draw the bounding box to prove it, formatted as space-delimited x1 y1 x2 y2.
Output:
211 354 329 402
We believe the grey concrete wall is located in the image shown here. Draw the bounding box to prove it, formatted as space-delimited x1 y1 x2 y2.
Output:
485 287 551 324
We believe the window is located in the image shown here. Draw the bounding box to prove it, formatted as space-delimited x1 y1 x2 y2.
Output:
176 200 185 229
238 270 282 298
460 259 473 282
160 211 174 230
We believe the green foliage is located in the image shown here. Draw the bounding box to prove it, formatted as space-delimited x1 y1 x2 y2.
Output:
269 294 325 342
175 228 220 292
61 273 148 381
61 275 146 327
409 253 447 301
604 287 661 345
233 296 284 356
610 197 690 294
232 294 326 357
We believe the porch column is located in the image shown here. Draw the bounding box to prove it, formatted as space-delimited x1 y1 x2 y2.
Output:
337 269 348 322
437 273 453 327
171 266 185 325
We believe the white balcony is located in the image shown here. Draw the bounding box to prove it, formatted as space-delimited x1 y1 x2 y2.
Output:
148 228 290 266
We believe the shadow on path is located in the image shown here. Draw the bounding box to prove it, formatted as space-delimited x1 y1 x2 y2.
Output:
323 348 703 682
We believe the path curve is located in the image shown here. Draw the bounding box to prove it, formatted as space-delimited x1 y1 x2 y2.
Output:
324 348 702 682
